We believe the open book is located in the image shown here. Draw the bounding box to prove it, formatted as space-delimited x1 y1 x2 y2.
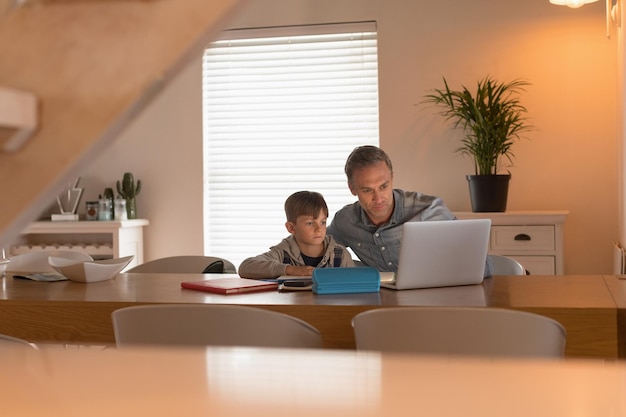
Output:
13 273 68 282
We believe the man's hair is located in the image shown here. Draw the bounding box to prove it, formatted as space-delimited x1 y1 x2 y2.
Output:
284 191 329 223
344 145 393 183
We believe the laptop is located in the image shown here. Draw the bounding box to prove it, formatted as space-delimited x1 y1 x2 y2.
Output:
380 219 491 290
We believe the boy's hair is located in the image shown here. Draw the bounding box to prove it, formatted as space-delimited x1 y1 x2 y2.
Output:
344 145 393 183
284 191 329 223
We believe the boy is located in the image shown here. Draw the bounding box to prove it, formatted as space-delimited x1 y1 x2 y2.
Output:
238 191 354 279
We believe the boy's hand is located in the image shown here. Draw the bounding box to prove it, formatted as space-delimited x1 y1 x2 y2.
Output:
285 265 314 276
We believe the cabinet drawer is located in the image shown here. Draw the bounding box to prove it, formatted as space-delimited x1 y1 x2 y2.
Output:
510 255 555 275
490 226 555 252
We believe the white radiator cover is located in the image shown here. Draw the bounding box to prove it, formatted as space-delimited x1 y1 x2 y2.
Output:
613 242 625 275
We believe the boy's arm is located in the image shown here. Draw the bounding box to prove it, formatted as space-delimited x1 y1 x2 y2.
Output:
284 265 314 276
238 248 287 279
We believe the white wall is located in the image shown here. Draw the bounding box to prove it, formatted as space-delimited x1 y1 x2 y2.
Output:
78 0 617 274
618 0 625 259
77 54 205 257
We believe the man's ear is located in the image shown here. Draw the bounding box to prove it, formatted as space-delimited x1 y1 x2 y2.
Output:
285 221 296 234
348 181 357 196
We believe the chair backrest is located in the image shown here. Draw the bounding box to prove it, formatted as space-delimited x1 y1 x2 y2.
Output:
126 256 237 274
488 254 526 275
112 304 323 348
0 333 37 349
7 250 93 273
352 307 566 358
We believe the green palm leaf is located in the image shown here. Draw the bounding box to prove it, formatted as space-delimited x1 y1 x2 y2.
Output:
423 76 532 175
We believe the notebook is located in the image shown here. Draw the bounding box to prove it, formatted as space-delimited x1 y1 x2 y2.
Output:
181 277 279 295
380 219 491 290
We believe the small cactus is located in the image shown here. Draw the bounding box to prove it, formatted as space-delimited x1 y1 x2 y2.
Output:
116 172 141 219
116 172 141 199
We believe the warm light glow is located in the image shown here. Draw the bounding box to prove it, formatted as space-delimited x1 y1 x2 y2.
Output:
550 0 620 38
549 0 599 7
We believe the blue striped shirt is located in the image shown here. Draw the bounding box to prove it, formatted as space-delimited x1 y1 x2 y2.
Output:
327 189 456 272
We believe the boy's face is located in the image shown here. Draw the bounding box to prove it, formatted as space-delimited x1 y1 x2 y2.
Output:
286 210 327 248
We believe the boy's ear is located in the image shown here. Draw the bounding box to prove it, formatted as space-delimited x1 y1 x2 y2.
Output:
285 221 296 234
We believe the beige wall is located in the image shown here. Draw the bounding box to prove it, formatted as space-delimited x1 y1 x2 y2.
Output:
78 0 618 273
615 1 626 256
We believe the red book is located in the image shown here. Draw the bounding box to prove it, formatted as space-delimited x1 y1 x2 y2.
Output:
181 277 278 295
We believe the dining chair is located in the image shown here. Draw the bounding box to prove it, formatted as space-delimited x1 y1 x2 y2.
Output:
111 304 323 348
125 256 237 274
352 306 566 358
6 250 93 274
488 254 527 275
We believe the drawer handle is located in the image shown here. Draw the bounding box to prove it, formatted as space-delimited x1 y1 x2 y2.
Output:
514 233 531 241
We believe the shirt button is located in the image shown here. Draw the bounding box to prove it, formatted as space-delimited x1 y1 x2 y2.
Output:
381 247 386 251
388 261 393 266
375 233 379 237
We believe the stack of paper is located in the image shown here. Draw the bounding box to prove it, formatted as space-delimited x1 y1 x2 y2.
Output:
312 267 380 294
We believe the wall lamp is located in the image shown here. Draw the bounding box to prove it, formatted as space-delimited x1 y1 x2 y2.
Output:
549 0 621 38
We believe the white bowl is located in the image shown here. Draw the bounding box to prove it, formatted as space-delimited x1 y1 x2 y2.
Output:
48 255 134 283
8 251 93 274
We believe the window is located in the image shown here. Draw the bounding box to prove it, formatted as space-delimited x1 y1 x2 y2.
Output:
202 22 379 267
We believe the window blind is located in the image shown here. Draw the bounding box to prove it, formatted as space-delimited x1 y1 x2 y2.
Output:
202 22 379 267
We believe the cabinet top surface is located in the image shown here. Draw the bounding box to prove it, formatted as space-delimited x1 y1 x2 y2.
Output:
24 219 150 232
455 210 569 225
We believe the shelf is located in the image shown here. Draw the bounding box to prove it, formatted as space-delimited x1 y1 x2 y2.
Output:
13 219 150 269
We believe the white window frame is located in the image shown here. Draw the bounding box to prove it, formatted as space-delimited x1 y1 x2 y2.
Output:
202 22 379 267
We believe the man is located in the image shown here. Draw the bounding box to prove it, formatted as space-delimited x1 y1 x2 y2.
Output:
328 145 490 275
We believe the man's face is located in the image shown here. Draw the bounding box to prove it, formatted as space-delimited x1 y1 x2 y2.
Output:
348 161 394 226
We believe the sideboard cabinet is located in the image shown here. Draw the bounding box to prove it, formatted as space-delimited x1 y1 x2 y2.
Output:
10 219 149 270
455 211 569 275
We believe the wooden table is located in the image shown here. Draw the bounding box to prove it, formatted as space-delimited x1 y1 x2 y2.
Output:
602 275 626 357
2 344 626 417
0 273 619 359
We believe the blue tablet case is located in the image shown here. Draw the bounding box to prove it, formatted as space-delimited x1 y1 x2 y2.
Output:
312 267 380 294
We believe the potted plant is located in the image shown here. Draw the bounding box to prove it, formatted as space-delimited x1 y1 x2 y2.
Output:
423 75 532 212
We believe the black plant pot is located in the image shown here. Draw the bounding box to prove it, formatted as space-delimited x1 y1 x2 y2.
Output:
466 174 511 212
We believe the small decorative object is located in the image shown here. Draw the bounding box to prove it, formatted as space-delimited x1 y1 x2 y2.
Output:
85 201 99 221
52 177 83 221
98 194 112 221
116 172 141 219
103 187 115 219
423 76 532 212
114 196 127 220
